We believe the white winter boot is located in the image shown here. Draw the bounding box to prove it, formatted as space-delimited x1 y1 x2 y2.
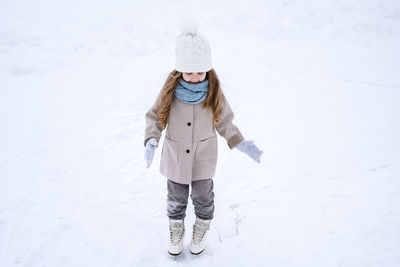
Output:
190 217 211 255
168 218 185 255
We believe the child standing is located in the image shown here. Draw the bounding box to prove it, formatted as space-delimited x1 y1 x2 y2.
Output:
144 19 263 256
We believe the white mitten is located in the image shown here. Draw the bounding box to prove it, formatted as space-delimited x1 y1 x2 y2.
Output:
144 137 158 168
235 139 263 163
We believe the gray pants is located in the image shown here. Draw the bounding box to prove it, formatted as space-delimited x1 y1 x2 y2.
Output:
167 178 215 220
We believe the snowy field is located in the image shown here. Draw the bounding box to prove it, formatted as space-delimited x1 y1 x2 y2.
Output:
1 0 400 266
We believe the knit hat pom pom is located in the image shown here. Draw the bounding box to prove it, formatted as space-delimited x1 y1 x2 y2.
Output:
178 16 200 35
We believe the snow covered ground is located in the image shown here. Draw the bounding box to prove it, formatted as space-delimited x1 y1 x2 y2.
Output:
1 0 399 266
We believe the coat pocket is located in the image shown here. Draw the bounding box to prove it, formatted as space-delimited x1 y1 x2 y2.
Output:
162 136 179 163
195 136 218 162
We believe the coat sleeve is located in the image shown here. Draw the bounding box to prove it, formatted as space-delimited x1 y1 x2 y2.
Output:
144 94 164 148
215 92 245 149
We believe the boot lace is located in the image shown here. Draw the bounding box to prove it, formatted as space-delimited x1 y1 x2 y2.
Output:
169 221 184 245
192 220 209 244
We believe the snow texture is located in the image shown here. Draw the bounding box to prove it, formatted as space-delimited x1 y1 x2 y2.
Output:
1 0 399 266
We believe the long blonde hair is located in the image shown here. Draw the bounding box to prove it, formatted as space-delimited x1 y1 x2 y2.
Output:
155 69 223 129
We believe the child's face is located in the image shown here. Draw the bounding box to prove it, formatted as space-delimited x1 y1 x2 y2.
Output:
182 72 206 84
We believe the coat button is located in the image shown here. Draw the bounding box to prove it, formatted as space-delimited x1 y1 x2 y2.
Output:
186 149 190 153
187 122 191 126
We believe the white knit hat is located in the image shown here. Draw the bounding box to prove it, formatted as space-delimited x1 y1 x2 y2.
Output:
175 17 212 73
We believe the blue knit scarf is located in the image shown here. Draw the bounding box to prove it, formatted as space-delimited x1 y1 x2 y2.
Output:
174 77 209 104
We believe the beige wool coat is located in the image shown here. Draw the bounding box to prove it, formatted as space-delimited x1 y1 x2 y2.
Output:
144 91 244 185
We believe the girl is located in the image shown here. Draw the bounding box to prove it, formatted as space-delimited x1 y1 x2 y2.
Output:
144 19 263 256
